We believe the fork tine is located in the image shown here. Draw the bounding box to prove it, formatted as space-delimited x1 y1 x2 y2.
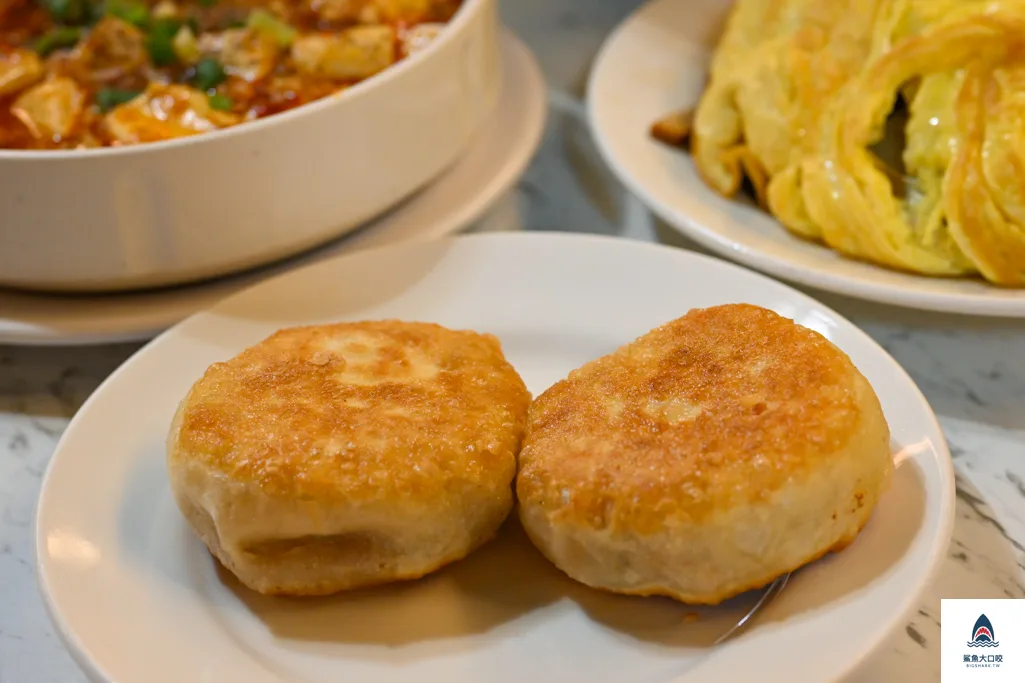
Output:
712 571 790 646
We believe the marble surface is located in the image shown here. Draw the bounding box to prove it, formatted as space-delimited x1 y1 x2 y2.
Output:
2 1 1024 681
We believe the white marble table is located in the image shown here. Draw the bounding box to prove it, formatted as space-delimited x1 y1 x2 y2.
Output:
2 2 1024 681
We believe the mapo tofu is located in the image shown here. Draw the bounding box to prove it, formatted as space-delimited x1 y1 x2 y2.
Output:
0 0 461 149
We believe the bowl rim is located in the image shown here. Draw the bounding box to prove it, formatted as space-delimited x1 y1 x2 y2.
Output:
0 0 486 162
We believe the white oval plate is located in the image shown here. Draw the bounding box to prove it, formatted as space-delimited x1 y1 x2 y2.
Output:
587 0 1025 317
37 233 954 683
0 31 545 347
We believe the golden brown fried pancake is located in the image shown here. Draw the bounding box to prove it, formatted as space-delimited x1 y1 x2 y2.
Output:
167 320 530 596
517 304 891 604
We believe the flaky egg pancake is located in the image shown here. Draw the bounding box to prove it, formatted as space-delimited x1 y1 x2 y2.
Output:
796 8 1025 282
690 0 884 230
517 304 892 605
675 0 1025 284
167 321 530 596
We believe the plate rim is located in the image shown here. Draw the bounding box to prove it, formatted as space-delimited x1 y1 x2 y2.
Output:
35 231 956 683
0 30 547 347
585 0 1025 317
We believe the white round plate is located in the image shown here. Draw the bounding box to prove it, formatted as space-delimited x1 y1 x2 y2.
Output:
0 31 545 347
38 232 953 683
587 0 1025 317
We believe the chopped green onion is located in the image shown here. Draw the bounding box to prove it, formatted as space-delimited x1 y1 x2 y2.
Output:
95 87 141 112
33 26 82 56
147 17 183 66
104 0 149 26
192 56 226 91
247 8 297 47
40 0 88 24
208 93 233 111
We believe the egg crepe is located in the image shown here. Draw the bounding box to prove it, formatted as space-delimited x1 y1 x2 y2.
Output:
666 0 1025 285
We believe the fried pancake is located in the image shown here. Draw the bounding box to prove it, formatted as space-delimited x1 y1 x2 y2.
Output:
167 320 530 596
517 304 892 605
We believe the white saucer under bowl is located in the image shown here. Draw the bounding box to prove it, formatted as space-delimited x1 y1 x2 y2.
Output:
587 0 1025 317
37 232 953 683
0 31 545 347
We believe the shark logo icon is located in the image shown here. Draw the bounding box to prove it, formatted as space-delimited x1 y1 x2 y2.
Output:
967 614 999 648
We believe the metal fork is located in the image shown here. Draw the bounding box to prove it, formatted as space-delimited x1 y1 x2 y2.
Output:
712 572 791 645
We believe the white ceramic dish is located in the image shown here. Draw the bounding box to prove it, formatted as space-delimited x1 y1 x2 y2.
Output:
0 31 544 347
587 0 1025 317
0 0 499 293
37 232 954 683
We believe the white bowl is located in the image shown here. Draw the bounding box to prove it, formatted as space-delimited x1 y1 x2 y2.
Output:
0 0 500 292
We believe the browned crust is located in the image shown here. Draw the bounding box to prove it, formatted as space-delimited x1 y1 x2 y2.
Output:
517 304 866 537
171 320 531 503
650 108 695 148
